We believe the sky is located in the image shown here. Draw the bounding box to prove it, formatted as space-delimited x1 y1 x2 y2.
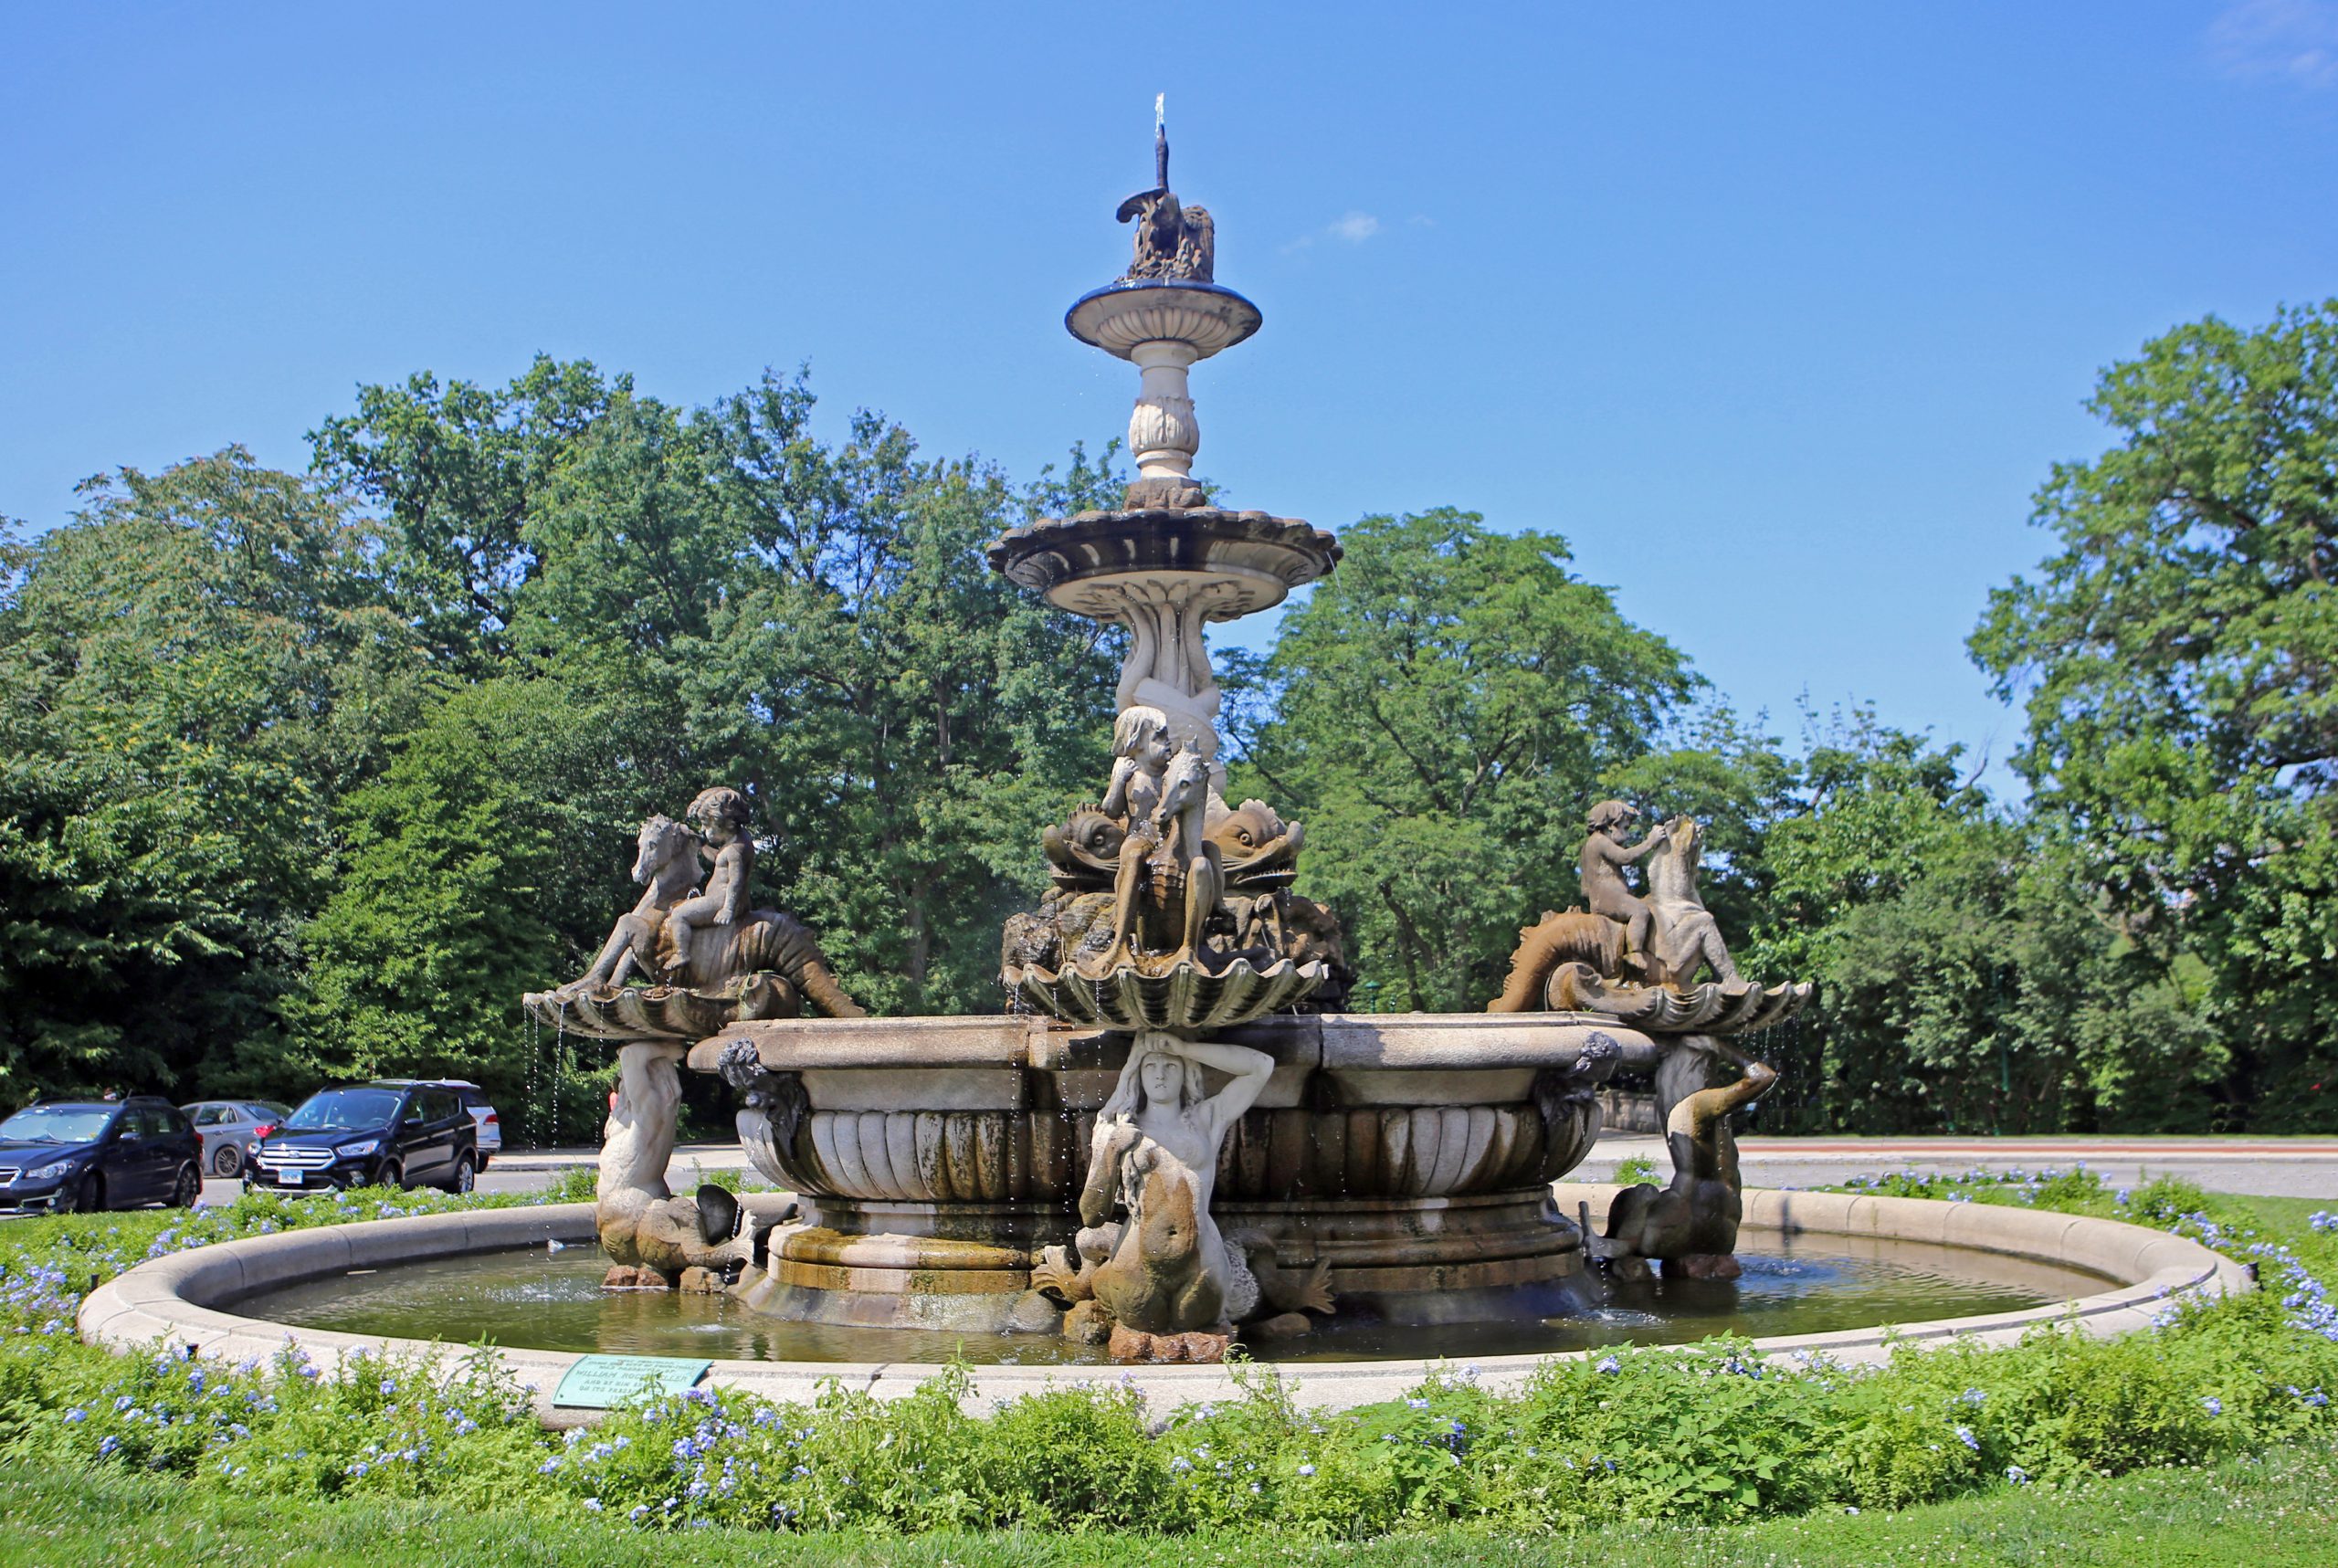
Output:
4 1 2334 792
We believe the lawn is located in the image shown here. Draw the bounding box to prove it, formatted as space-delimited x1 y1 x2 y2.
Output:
1 1441 2331 1567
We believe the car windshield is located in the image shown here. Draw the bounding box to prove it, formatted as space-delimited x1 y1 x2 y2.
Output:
282 1089 400 1132
0 1105 117 1143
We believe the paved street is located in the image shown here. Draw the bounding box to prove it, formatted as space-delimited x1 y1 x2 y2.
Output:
191 1135 2338 1209
1587 1135 2338 1200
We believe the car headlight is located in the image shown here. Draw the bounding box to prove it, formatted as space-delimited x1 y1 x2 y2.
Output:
335 1139 382 1159
29 1160 79 1181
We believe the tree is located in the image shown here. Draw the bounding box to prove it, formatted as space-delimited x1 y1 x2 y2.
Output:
294 679 630 1139
295 364 1128 1059
1738 712 2215 1133
1971 302 2338 1129
1230 509 1693 1012
311 356 620 671
0 451 422 1100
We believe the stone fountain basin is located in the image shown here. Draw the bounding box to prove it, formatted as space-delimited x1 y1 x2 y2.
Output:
700 1012 1647 1329
78 1189 2249 1425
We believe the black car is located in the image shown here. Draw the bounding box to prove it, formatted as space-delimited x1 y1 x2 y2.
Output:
0 1098 204 1214
247 1082 478 1194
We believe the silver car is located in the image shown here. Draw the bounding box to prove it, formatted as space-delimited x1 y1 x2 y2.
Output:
179 1100 291 1178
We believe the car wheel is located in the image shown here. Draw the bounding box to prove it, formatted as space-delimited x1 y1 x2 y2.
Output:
169 1163 201 1208
211 1144 243 1177
378 1161 405 1191
444 1153 476 1194
473 1153 490 1173
66 1173 102 1214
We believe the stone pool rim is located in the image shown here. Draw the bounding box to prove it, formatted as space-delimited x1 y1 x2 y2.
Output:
77 1187 2251 1423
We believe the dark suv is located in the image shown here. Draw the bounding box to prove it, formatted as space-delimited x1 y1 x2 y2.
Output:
0 1098 203 1214
247 1082 478 1194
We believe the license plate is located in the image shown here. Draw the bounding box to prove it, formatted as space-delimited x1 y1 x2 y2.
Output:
276 1170 302 1185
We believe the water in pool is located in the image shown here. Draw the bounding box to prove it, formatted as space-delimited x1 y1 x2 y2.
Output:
242 1231 2111 1365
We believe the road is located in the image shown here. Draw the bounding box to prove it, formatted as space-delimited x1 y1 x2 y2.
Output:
193 1135 2338 1208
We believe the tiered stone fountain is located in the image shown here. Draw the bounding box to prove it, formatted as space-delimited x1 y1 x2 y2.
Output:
523 122 1809 1361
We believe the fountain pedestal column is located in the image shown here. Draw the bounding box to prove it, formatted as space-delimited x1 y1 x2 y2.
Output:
595 1040 684 1281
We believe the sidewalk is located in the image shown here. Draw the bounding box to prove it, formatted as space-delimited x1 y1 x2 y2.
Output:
500 1135 2338 1200
1583 1134 2338 1199
493 1142 750 1173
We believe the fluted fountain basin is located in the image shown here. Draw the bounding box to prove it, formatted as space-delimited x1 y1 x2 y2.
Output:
701 1012 1643 1331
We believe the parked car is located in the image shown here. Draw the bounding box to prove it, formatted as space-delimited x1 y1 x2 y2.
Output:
372 1079 501 1170
0 1098 203 1214
179 1100 291 1178
247 1082 478 1194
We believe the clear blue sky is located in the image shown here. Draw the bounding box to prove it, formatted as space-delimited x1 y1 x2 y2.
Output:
5 2 2333 789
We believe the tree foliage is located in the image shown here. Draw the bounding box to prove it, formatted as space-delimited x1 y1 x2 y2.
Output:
0 451 424 1100
1231 510 1692 1012
1972 301 2338 1128
6 305 2333 1136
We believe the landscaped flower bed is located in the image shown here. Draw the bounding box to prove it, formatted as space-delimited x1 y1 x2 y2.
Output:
3 1173 2332 1538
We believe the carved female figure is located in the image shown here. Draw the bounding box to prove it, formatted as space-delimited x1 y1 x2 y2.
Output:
1072 1035 1274 1341
1100 707 1173 963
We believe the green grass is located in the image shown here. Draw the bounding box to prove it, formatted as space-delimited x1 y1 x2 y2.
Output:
1 1441 2331 1567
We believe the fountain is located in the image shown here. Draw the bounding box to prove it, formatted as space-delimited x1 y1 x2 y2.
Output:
87 121 2251 1406
518 118 1816 1362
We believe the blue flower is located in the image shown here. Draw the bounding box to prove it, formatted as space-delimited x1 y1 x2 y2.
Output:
2006 1464 2029 1484
1297 1463 1316 1477
63 1409 85 1424
582 1499 603 1511
1595 1355 1621 1373
98 1436 121 1457
2202 1395 2223 1415
1954 1425 1979 1451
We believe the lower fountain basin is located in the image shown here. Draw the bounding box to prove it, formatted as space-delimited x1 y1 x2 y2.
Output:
78 1190 2250 1420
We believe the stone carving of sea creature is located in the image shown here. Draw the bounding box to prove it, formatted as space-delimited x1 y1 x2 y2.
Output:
1592 1051 1777 1280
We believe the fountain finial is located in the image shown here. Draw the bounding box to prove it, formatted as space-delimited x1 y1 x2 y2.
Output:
1155 93 1169 189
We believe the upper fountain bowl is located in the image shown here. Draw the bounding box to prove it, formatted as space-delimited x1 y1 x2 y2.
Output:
986 507 1342 617
1067 279 1261 361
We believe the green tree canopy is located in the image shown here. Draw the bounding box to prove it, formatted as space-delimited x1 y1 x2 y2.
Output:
1231 509 1693 1011
1971 301 2338 1127
0 450 425 1100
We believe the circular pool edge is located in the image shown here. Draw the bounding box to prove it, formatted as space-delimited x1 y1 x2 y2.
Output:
77 1187 2250 1423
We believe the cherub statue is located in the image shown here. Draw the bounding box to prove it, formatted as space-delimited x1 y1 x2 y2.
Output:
1097 704 1228 969
1579 799 1668 973
664 787 753 978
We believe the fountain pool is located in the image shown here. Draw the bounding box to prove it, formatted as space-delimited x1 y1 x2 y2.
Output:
237 1225 2114 1366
